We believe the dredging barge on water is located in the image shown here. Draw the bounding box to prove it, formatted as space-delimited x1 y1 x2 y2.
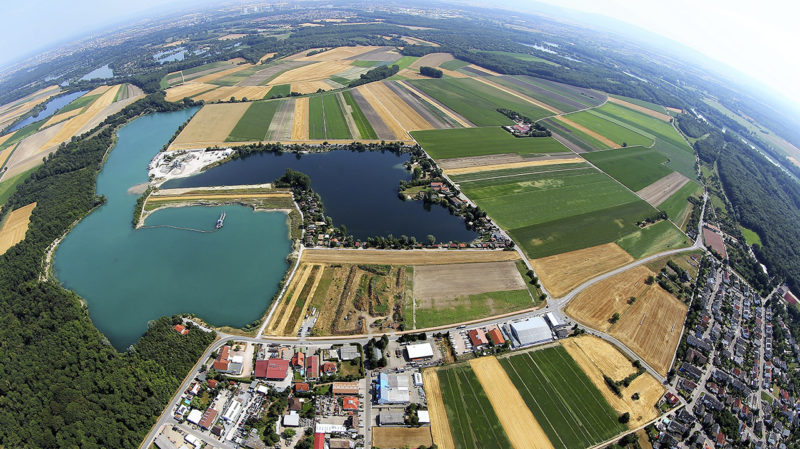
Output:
215 211 226 229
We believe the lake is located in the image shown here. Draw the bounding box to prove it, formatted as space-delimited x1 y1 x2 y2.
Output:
54 108 292 350
80 64 114 81
163 150 478 242
7 90 88 133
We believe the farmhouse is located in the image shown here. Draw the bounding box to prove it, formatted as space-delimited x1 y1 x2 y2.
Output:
507 316 552 346
376 373 410 404
406 343 434 361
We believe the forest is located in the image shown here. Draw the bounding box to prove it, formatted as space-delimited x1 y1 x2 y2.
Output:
0 93 214 448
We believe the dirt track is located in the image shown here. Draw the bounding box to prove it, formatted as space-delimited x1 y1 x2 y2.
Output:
423 369 455 449
469 357 555 449
532 243 633 298
413 261 526 300
301 249 521 265
636 171 690 207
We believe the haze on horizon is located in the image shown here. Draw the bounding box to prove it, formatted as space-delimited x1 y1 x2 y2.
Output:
1 0 798 111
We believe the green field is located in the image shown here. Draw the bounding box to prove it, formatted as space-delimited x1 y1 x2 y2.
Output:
322 94 351 139
584 147 673 191
350 60 380 67
454 165 638 230
562 110 654 148
513 75 605 108
182 61 231 77
409 78 552 126
59 94 100 114
265 84 291 98
0 168 36 208
413 289 532 329
392 56 419 71
510 200 656 258
226 101 280 141
211 66 262 86
658 181 702 221
609 94 668 114
437 365 512 449
546 117 613 151
342 91 377 139
489 76 580 113
439 59 470 71
329 75 350 86
309 95 325 139
616 220 690 259
740 226 763 246
499 347 626 449
412 127 568 159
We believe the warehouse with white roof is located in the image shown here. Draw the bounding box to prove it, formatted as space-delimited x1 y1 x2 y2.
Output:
405 342 433 360
507 316 552 347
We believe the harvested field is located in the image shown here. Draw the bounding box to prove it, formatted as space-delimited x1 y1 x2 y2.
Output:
565 265 687 375
359 82 431 131
0 146 13 168
564 265 654 333
349 89 396 140
372 427 432 448
171 103 249 148
297 46 381 61
470 77 561 114
290 80 333 94
301 249 520 265
531 243 634 298
194 86 272 103
266 99 295 141
270 61 353 85
409 53 456 70
444 157 584 175
607 96 671 122
554 115 617 148
413 261 526 300
490 76 586 113
42 107 83 128
267 264 315 334
637 171 690 207
384 82 451 129
191 64 252 84
164 83 218 102
348 47 402 62
277 264 325 336
499 347 626 449
438 365 512 449
238 60 311 86
470 356 554 449
562 336 664 426
423 369 455 449
613 282 687 376
218 33 246 40
356 84 410 139
0 202 36 255
40 85 121 150
291 97 309 140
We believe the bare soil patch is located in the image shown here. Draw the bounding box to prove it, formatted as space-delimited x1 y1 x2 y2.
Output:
0 202 36 255
372 427 433 448
413 261 526 300
531 243 633 298
469 356 555 449
636 171 689 207
301 249 521 265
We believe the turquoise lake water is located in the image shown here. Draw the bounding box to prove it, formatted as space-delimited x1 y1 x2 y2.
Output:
53 108 292 350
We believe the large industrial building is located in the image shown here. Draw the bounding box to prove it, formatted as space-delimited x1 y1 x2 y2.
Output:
507 316 553 347
376 373 410 404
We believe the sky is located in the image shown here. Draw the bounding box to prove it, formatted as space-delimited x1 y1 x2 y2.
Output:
1 0 799 107
530 0 800 108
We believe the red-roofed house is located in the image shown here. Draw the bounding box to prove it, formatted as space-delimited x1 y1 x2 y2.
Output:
255 358 290 380
294 382 310 393
784 290 799 305
173 324 189 335
306 355 320 380
198 409 218 430
342 396 359 411
314 433 325 449
207 379 219 389
292 352 305 370
468 329 488 347
213 346 231 372
487 328 505 345
322 362 338 375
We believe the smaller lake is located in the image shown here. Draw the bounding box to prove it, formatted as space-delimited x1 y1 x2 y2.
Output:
80 64 114 81
154 48 187 63
163 150 478 243
7 90 88 133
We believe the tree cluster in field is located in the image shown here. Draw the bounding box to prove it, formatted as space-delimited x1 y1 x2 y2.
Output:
348 64 400 87
497 108 551 137
636 210 668 228
419 66 443 78
0 93 216 448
